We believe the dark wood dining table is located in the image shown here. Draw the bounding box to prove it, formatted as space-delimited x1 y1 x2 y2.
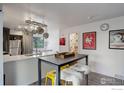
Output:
38 54 88 85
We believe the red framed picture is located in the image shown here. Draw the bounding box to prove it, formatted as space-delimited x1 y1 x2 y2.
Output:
83 32 96 50
59 37 65 46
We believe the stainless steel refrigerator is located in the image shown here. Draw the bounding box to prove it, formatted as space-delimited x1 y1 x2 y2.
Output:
9 40 21 55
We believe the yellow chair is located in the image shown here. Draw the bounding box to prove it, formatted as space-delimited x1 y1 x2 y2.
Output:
45 64 69 85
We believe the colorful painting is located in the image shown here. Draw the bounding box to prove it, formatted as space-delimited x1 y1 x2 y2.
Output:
60 37 65 46
83 32 96 50
69 33 78 53
109 29 124 49
33 37 44 48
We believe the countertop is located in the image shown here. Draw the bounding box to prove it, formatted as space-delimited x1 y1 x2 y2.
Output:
4 55 36 63
4 52 56 63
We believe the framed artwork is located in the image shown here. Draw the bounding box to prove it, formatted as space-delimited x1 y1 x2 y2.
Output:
69 33 78 53
59 37 65 46
83 32 96 50
33 37 44 48
109 29 124 49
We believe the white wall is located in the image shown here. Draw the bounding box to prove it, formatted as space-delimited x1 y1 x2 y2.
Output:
60 16 124 79
46 22 59 53
0 11 3 85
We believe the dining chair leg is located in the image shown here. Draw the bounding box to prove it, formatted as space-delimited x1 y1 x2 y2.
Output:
86 75 88 85
45 77 48 85
52 79 55 85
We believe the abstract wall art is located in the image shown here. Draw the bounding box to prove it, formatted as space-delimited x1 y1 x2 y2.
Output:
59 37 65 46
83 32 96 50
33 37 44 48
69 33 78 53
109 29 124 49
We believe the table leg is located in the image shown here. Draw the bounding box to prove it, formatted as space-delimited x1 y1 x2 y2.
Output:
86 55 88 65
38 59 42 85
56 66 61 85
86 56 88 85
4 74 5 85
86 75 88 85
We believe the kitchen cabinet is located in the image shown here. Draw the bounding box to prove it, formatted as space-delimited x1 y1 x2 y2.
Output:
3 27 10 54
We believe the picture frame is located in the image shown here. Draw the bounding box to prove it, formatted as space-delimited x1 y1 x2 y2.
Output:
59 37 65 46
83 32 96 50
33 37 44 48
69 33 78 52
109 29 124 49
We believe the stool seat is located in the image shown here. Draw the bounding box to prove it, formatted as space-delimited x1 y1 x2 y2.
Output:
62 68 83 80
71 65 90 74
45 68 83 85
61 71 81 85
56 70 82 85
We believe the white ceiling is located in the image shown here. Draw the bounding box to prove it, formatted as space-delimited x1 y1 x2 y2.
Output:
3 3 124 30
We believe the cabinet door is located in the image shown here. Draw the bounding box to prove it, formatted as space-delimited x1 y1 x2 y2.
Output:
3 27 10 54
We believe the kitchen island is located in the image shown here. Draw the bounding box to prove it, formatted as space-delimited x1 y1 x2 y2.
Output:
4 52 55 85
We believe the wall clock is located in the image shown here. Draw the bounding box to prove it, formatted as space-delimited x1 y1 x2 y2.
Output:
100 23 109 31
